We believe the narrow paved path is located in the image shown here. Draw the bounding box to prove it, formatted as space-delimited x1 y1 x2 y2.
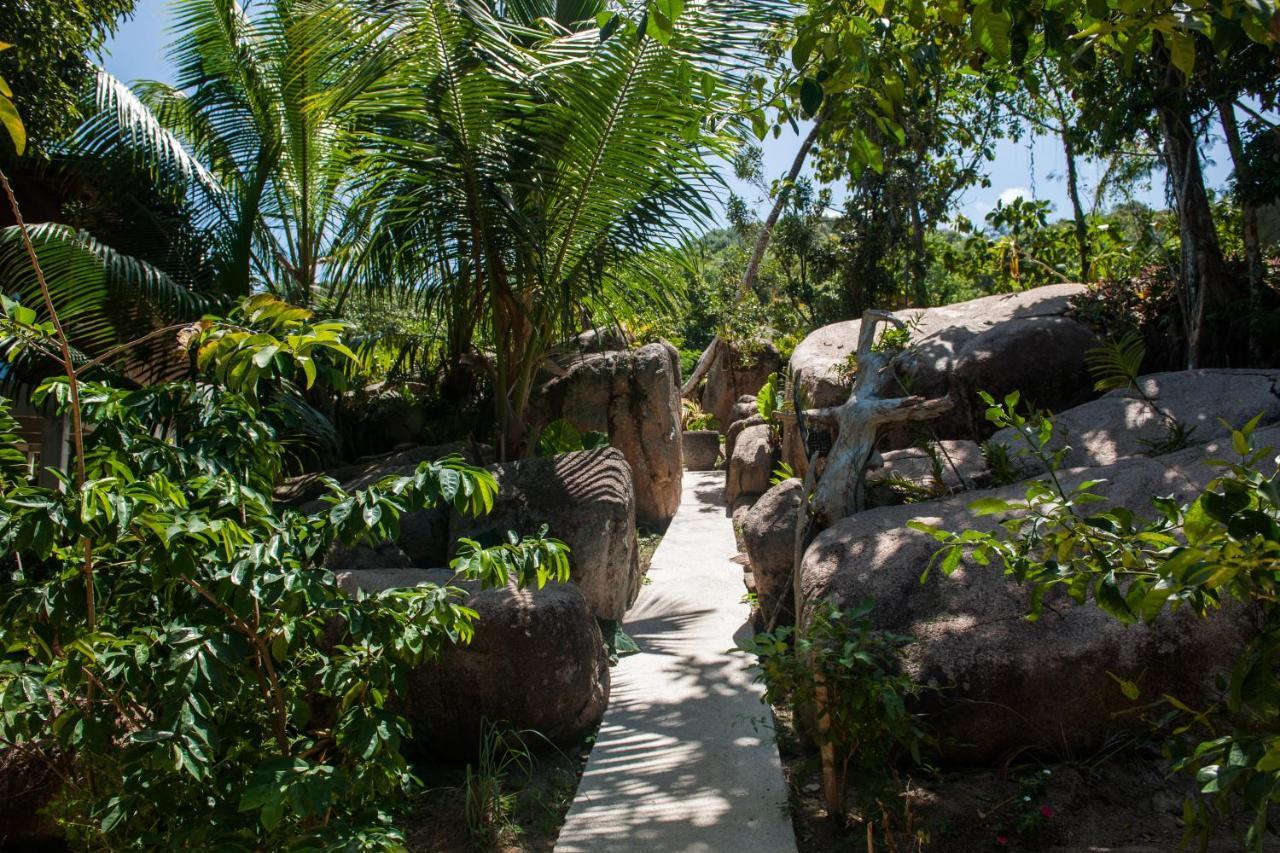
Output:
556 471 796 853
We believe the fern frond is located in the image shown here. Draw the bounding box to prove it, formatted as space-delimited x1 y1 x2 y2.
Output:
1085 329 1146 393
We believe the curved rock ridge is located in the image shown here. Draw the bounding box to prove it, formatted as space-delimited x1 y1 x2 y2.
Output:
798 426 1271 763
451 447 641 623
988 368 1280 473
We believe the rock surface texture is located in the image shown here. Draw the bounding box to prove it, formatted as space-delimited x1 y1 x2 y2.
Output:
701 344 780 429
799 428 1269 763
865 439 988 506
726 423 777 505
730 395 760 429
741 478 803 626
532 342 683 524
787 285 1099 468
337 569 608 758
988 369 1280 473
682 430 721 471
451 448 641 622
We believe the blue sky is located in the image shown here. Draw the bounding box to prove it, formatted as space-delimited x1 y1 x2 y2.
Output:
102 0 1235 229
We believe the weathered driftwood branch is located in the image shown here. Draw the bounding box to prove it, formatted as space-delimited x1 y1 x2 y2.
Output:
787 309 953 820
783 311 955 632
803 310 953 527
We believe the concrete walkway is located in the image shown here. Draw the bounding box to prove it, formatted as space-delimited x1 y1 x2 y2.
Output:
556 471 796 853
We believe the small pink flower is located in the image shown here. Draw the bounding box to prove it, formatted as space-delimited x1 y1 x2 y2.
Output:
996 836 1008 846
1040 805 1055 818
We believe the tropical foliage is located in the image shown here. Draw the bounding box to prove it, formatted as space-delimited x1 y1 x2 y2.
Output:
0 290 570 847
13 0 786 460
0 1 134 155
913 397 1280 852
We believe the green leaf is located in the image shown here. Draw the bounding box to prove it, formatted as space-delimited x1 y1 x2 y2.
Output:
251 345 280 369
972 4 1013 62
800 78 823 118
0 95 26 156
969 497 1013 516
1167 30 1196 78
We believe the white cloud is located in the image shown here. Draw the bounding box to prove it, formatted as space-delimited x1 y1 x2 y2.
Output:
998 186 1032 206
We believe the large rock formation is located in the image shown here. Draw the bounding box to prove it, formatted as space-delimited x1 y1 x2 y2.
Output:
683 430 721 471
787 286 1099 468
726 423 777 505
451 448 641 622
798 428 1268 763
988 369 1280 474
741 478 803 626
337 569 609 758
701 343 781 430
531 342 682 525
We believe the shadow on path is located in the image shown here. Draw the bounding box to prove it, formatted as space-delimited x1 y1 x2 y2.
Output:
556 472 796 853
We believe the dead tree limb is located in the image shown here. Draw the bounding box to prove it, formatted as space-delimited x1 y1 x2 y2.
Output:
801 310 952 527
787 309 952 821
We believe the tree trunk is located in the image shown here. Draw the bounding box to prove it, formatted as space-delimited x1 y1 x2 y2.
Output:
907 187 929 307
1050 83 1092 283
1158 95 1231 369
681 117 825 398
1062 131 1091 283
1217 98 1265 365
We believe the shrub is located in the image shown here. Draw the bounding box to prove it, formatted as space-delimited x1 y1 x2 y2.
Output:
0 299 570 848
739 600 929 820
912 393 1280 852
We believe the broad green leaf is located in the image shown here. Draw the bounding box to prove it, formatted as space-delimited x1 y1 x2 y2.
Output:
972 3 1013 61
0 95 25 156
1167 30 1195 77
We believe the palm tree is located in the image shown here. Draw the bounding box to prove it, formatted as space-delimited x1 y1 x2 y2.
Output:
1 0 393 379
3 0 785 458
343 0 785 456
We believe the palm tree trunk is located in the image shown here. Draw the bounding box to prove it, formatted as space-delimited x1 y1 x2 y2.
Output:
681 116 825 398
1217 98 1265 364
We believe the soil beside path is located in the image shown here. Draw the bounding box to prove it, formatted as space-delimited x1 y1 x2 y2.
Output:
556 471 796 853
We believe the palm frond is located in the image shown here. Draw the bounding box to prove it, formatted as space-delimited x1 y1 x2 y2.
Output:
0 223 210 373
1085 329 1146 393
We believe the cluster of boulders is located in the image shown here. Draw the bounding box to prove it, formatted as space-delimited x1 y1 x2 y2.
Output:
307 334 691 760
733 283 1280 762
324 446 640 758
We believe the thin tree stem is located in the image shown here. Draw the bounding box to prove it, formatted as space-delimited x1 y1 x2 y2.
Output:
0 168 96 632
681 116 826 398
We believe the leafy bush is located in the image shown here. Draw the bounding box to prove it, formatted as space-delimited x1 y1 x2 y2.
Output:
756 372 782 423
534 418 609 457
0 301 570 848
739 600 929 820
1069 265 1181 355
912 393 1280 852
681 399 719 432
